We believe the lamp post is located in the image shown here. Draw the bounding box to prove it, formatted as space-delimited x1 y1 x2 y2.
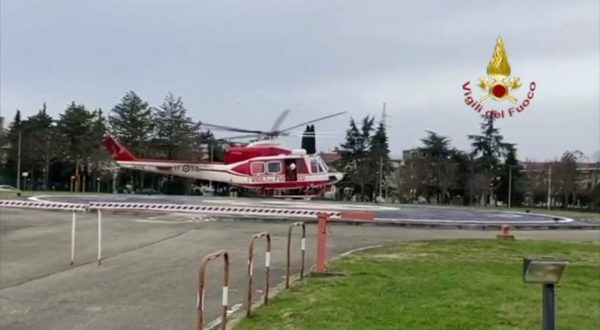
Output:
508 164 518 209
547 165 552 210
16 131 22 190
523 257 569 330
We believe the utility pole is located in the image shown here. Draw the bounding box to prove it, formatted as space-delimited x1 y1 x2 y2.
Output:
508 166 512 208
469 156 474 206
547 165 552 210
378 156 383 199
16 131 22 190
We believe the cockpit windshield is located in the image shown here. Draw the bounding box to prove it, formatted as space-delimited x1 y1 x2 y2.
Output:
309 156 329 173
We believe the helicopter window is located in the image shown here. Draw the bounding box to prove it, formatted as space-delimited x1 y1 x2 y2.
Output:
251 162 265 174
318 158 329 172
310 159 320 173
267 161 282 174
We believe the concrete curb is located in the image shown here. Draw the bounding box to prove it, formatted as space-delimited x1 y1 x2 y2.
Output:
211 216 600 230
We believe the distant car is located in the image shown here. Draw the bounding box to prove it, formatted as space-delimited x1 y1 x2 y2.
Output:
0 185 22 196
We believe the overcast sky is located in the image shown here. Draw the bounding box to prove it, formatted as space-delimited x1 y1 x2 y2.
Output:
1 0 599 161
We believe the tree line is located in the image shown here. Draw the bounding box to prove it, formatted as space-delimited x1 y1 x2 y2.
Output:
0 91 218 194
336 114 599 210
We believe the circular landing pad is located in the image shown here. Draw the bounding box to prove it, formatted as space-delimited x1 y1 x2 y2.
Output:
30 195 598 229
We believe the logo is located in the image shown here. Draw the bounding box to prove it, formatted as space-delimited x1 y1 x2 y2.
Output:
462 36 536 119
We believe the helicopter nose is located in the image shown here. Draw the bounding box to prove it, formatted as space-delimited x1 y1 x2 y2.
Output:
330 172 344 182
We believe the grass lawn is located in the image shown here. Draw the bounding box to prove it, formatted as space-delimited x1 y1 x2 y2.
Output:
236 240 600 330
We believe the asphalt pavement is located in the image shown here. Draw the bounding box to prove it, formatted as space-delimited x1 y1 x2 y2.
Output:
28 194 597 228
1 208 598 330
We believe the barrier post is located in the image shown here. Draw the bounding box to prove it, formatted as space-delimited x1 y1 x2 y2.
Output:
286 222 306 289
315 213 329 273
70 211 76 265
497 224 515 240
197 250 230 330
247 232 271 317
97 209 102 265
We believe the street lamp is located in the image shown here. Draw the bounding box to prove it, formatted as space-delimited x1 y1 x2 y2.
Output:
21 172 28 191
523 257 569 330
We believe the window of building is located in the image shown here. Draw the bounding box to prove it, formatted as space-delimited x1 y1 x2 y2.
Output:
251 162 265 174
267 161 281 174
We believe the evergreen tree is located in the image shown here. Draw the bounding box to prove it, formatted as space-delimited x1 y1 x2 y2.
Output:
56 102 97 191
108 91 154 155
87 109 110 192
152 93 204 194
337 116 375 201
467 115 511 205
25 103 55 189
369 119 391 198
419 131 453 159
2 110 23 186
154 92 201 159
417 131 458 203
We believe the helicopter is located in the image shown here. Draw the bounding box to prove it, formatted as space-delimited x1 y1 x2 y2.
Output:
104 110 346 197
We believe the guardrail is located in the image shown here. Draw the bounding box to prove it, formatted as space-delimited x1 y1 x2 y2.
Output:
286 222 306 289
197 250 230 330
87 201 342 219
0 200 86 265
246 232 271 317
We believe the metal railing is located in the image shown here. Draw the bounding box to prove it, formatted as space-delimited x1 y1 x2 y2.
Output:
247 232 271 317
197 250 230 330
286 222 306 289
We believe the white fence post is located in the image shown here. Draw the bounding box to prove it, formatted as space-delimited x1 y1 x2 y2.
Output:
97 209 102 265
70 210 76 265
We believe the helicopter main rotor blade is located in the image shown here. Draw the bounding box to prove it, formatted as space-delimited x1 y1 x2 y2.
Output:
218 133 263 140
270 109 291 132
200 122 266 134
279 111 347 133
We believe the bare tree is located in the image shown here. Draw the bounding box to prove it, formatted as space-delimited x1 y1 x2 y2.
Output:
435 160 459 203
392 156 428 202
552 150 584 208
471 171 493 206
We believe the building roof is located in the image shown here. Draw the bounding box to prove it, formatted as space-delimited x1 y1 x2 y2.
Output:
318 152 342 164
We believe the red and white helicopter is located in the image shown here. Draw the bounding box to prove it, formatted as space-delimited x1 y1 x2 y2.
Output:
103 110 346 196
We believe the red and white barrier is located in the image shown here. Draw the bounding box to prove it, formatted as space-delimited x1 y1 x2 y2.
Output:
88 202 343 219
0 200 86 266
0 200 86 211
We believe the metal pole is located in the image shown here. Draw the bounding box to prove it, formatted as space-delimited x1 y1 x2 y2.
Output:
16 131 21 190
469 156 474 206
97 209 102 265
508 166 512 208
542 284 556 330
379 157 383 198
70 211 76 265
547 165 552 210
